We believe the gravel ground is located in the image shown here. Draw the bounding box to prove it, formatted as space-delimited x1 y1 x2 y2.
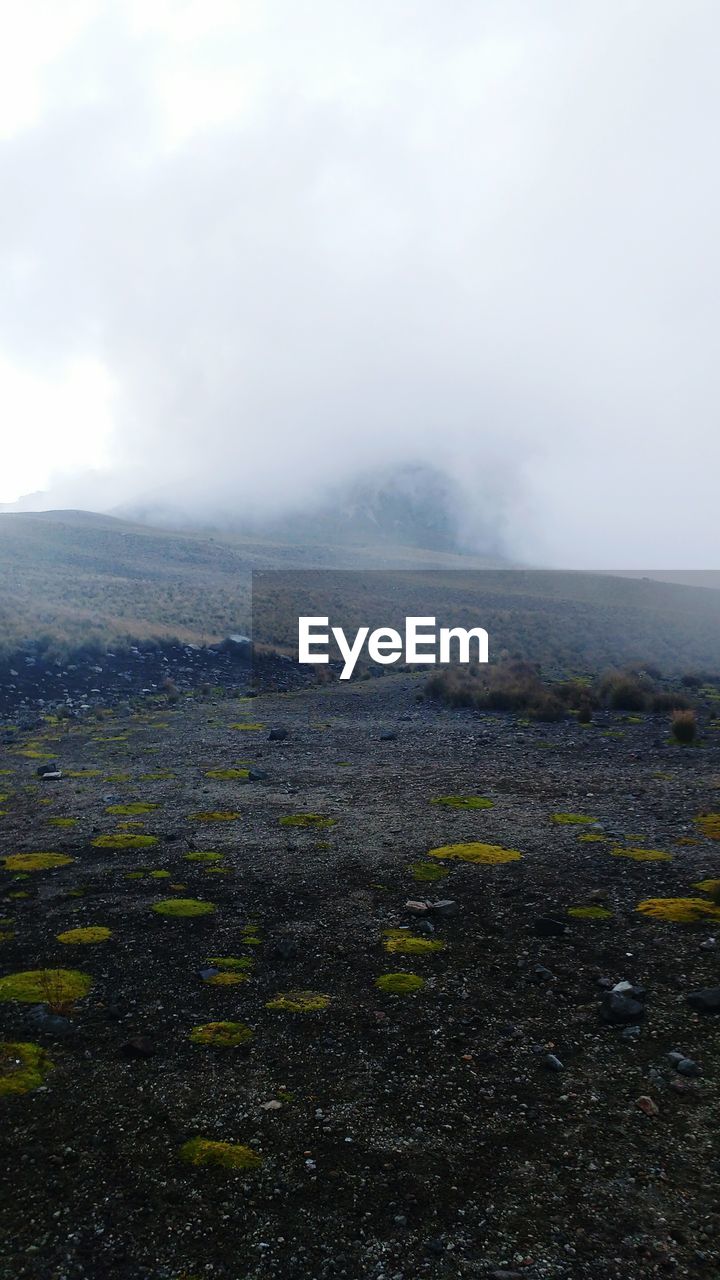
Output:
0 674 719 1280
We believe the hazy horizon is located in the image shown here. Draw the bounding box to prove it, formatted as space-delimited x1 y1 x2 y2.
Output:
1 2 719 567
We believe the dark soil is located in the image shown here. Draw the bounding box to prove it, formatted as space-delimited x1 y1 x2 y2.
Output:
0 674 719 1280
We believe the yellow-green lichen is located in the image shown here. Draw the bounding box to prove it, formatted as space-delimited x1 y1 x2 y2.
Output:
203 972 247 986
375 972 425 994
567 905 613 920
205 769 250 780
56 926 111 944
578 833 607 843
552 813 596 825
92 834 158 849
0 1041 54 1097
189 811 241 822
383 929 444 954
185 851 222 863
189 1021 253 1048
230 723 266 731
2 853 74 873
149 870 171 879
48 818 78 828
241 925 262 946
428 842 522 865
0 968 93 1005
696 813 720 840
205 957 254 972
611 847 672 862
431 795 493 810
265 990 330 1012
636 897 720 924
179 1136 261 1170
152 898 215 918
279 814 336 829
694 878 720 894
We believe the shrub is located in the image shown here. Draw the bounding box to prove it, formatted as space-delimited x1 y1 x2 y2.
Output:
671 709 697 744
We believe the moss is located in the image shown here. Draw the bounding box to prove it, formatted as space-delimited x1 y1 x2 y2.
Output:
551 813 596 825
410 860 448 882
230 722 266 731
241 925 262 946
0 1042 54 1097
636 897 720 924
279 814 336 829
2 853 74 872
677 837 700 846
205 769 250 780
105 772 130 782
431 795 494 810
140 770 175 781
0 968 93 1004
66 769 102 778
185 851 222 863
152 898 215 918
179 1137 262 1170
92 834 158 849
149 869 171 879
0 930 16 943
56 926 111 944
204 972 247 986
428 842 522 865
383 929 444 954
125 871 144 880
567 905 613 920
47 818 78 828
696 812 720 840
106 803 159 815
694 878 720 894
205 957 254 971
265 990 330 1012
375 972 425 994
611 846 672 862
578 833 607 843
189 1021 253 1047
189 811 242 822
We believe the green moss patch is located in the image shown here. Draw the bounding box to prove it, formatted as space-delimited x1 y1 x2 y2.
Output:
152 898 215 918
179 1137 262 1170
279 813 336 829
431 795 494 810
265 990 330 1012
189 1021 253 1047
696 813 720 840
185 851 222 863
694 878 720 894
189 811 241 822
3 853 74 873
241 925 262 946
375 973 425 994
611 847 672 862
636 897 720 923
551 813 596 825
205 957 254 972
428 842 522 865
205 769 250 780
56 926 111 944
383 929 444 954
0 1042 54 1097
230 723 266 731
149 870 171 879
47 818 78 828
106 803 159 815
578 833 607 843
409 860 448 882
567 906 613 920
92 834 158 849
203 971 247 986
0 968 93 1004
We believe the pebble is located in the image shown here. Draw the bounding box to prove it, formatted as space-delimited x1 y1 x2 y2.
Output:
686 987 720 1013
543 1053 564 1072
635 1096 659 1117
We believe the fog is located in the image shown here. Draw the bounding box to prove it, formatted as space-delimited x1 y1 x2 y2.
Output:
1 1 719 566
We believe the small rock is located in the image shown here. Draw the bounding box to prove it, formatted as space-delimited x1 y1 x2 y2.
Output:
427 899 458 918
248 768 268 781
675 1058 701 1078
635 1095 659 1117
268 727 288 741
600 991 645 1024
621 1025 642 1041
260 1100 283 1111
686 987 720 1013
533 917 567 938
120 1036 156 1059
379 731 397 741
405 900 429 915
543 1053 564 1071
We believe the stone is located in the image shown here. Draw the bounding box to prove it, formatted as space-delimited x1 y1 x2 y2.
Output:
600 991 645 1024
543 1053 564 1071
427 899 458 917
686 987 720 1013
268 727 288 741
675 1058 701 1077
533 917 567 938
405 901 429 915
120 1036 156 1059
635 1095 659 1117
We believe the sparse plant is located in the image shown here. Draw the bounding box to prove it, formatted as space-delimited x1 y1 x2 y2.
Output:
671 708 697 744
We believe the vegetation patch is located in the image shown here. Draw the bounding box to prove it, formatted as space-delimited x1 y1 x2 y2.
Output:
185 851 222 863
0 968 93 1005
56 926 112 944
696 813 720 840
265 991 330 1012
0 1042 54 1097
552 813 596 825
189 1021 253 1048
636 897 720 924
383 929 444 954
189 811 241 822
179 1137 262 1170
694 879 720 894
152 898 215 918
48 818 78 828
611 847 672 862
230 723 266 731
428 842 522 865
67 770 102 778
375 973 425 994
279 814 336 829
567 905 613 920
205 957 254 972
106 803 159 815
578 833 606 843
205 769 250 780
241 925 262 946
203 972 247 985
409 860 448 882
92 834 158 849
430 795 494 810
2 853 74 872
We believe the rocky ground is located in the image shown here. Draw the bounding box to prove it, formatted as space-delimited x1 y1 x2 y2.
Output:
0 672 719 1280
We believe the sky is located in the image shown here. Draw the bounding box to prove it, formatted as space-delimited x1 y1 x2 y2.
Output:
0 0 719 566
